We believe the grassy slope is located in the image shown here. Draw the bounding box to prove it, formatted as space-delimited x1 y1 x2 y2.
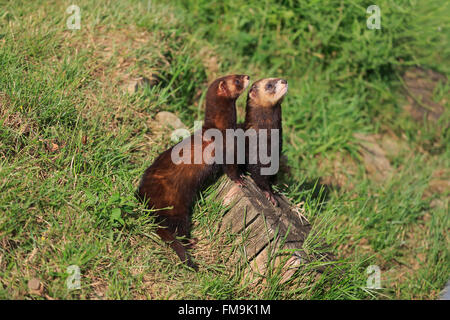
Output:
0 0 448 299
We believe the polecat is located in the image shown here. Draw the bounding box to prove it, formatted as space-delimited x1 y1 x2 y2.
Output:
136 75 250 269
242 78 288 206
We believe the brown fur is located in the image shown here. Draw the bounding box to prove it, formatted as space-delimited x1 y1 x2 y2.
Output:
136 75 249 269
242 78 288 206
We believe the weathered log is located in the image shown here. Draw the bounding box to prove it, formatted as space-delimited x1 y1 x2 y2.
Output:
213 175 315 281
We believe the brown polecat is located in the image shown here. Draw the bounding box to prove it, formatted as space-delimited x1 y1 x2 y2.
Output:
242 78 288 206
136 74 250 269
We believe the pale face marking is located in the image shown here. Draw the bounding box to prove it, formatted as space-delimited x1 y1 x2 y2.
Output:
249 78 288 107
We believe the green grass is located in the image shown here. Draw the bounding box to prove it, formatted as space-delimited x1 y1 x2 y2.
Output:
0 0 448 299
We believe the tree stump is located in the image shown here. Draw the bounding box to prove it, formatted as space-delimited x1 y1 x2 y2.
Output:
214 175 314 281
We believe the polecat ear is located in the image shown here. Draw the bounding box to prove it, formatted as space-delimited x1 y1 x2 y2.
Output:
218 80 227 96
249 88 257 99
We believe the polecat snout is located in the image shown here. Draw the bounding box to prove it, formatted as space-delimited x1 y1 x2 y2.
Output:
136 74 249 269
243 78 288 206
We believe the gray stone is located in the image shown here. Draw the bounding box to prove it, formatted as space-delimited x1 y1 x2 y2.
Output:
155 111 186 130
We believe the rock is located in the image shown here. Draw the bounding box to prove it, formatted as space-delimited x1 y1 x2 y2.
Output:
154 111 186 130
28 278 44 296
143 111 188 149
28 278 40 290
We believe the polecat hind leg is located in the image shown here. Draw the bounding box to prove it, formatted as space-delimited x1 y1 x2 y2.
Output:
156 214 197 270
249 167 279 207
156 227 197 270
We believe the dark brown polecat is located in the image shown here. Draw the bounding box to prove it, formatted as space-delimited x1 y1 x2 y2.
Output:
242 78 288 206
136 74 250 269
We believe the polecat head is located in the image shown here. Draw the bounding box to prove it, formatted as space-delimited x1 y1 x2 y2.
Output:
247 78 288 107
209 74 250 100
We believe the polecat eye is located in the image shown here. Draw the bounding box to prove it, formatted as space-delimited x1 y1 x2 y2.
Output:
266 83 273 90
235 79 241 86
